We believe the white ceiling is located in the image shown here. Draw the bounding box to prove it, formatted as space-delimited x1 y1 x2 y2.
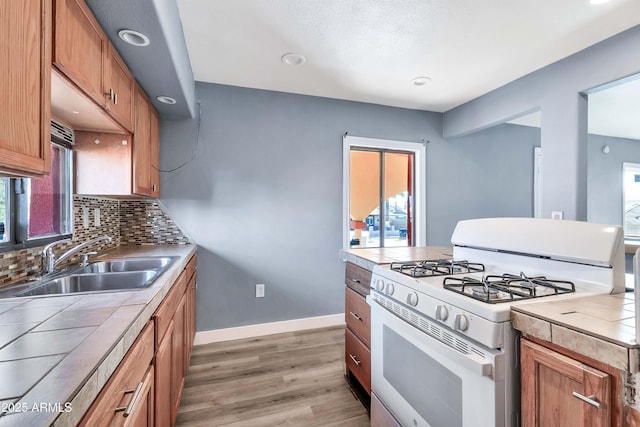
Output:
177 0 640 113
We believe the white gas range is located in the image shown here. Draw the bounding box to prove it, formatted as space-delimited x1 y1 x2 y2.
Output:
367 217 625 427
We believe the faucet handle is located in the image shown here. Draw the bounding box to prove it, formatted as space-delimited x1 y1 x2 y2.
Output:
80 252 98 266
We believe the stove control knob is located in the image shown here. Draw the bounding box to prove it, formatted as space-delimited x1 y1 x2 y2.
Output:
375 279 385 292
454 314 469 331
407 292 419 307
385 283 395 296
435 305 448 321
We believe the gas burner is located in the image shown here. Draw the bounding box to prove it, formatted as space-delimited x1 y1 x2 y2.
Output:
443 272 575 304
390 259 485 278
472 286 500 301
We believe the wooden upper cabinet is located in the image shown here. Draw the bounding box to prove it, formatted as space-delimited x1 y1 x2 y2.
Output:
521 339 611 427
0 0 51 176
53 0 105 108
53 0 134 132
105 45 135 131
133 86 160 197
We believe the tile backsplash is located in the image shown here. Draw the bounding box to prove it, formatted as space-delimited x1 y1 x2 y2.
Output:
0 196 189 288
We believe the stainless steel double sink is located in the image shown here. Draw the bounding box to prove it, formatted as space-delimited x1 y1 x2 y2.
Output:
9 256 178 298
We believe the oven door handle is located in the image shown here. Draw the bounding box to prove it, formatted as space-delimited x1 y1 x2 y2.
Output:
369 296 494 378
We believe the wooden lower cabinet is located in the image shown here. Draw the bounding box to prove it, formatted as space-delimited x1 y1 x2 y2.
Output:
521 338 611 427
152 254 197 426
155 319 174 427
171 295 186 423
80 322 155 427
344 262 372 397
81 255 196 427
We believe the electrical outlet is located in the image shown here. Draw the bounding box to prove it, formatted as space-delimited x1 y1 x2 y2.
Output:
82 207 90 229
256 284 265 298
551 211 563 220
94 208 101 226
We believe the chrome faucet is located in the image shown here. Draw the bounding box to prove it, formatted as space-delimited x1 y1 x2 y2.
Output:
42 236 113 274
41 238 72 275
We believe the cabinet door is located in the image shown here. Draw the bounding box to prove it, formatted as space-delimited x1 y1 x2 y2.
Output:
105 45 135 132
154 320 173 427
150 108 161 197
521 339 610 427
80 322 155 427
184 274 196 372
171 295 186 424
53 0 105 107
124 366 154 427
0 0 51 176
133 86 153 196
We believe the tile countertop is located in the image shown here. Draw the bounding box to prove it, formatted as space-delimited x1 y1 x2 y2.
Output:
0 244 196 427
511 292 639 373
340 246 453 270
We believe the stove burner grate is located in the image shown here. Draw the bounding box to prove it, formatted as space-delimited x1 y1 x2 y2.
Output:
391 259 485 278
443 272 575 304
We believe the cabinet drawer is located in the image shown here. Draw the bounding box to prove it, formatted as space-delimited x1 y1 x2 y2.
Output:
345 328 371 394
345 287 370 347
153 270 187 346
80 321 154 427
345 262 372 296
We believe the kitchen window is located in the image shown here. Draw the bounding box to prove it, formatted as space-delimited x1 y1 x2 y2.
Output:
623 162 640 241
343 135 426 249
0 178 9 244
0 142 73 250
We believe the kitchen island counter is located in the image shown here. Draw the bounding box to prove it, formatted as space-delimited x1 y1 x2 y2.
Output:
340 246 453 270
511 292 638 372
0 244 196 426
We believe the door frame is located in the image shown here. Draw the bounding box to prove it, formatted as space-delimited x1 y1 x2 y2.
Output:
342 135 426 249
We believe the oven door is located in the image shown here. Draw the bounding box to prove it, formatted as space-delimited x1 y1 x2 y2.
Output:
368 295 506 427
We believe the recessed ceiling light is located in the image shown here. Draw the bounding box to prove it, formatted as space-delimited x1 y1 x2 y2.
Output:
411 76 432 86
281 53 306 66
588 0 612 4
118 29 150 47
156 96 177 105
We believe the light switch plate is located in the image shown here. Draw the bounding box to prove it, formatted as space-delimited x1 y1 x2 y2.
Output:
94 208 101 227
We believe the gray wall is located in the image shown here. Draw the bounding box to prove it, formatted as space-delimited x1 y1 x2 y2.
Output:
159 83 539 331
588 134 640 226
444 24 640 221
427 123 540 242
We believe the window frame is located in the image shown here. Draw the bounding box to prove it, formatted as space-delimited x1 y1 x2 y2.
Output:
0 141 73 253
0 177 13 246
342 135 426 249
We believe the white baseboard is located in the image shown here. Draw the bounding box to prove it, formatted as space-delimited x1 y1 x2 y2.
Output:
194 313 345 345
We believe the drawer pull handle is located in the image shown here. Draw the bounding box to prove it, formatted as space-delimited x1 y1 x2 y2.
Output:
349 311 362 321
351 278 361 283
349 354 361 366
115 381 144 416
572 392 600 408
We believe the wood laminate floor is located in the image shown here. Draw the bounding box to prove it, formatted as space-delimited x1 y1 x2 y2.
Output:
176 326 370 427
